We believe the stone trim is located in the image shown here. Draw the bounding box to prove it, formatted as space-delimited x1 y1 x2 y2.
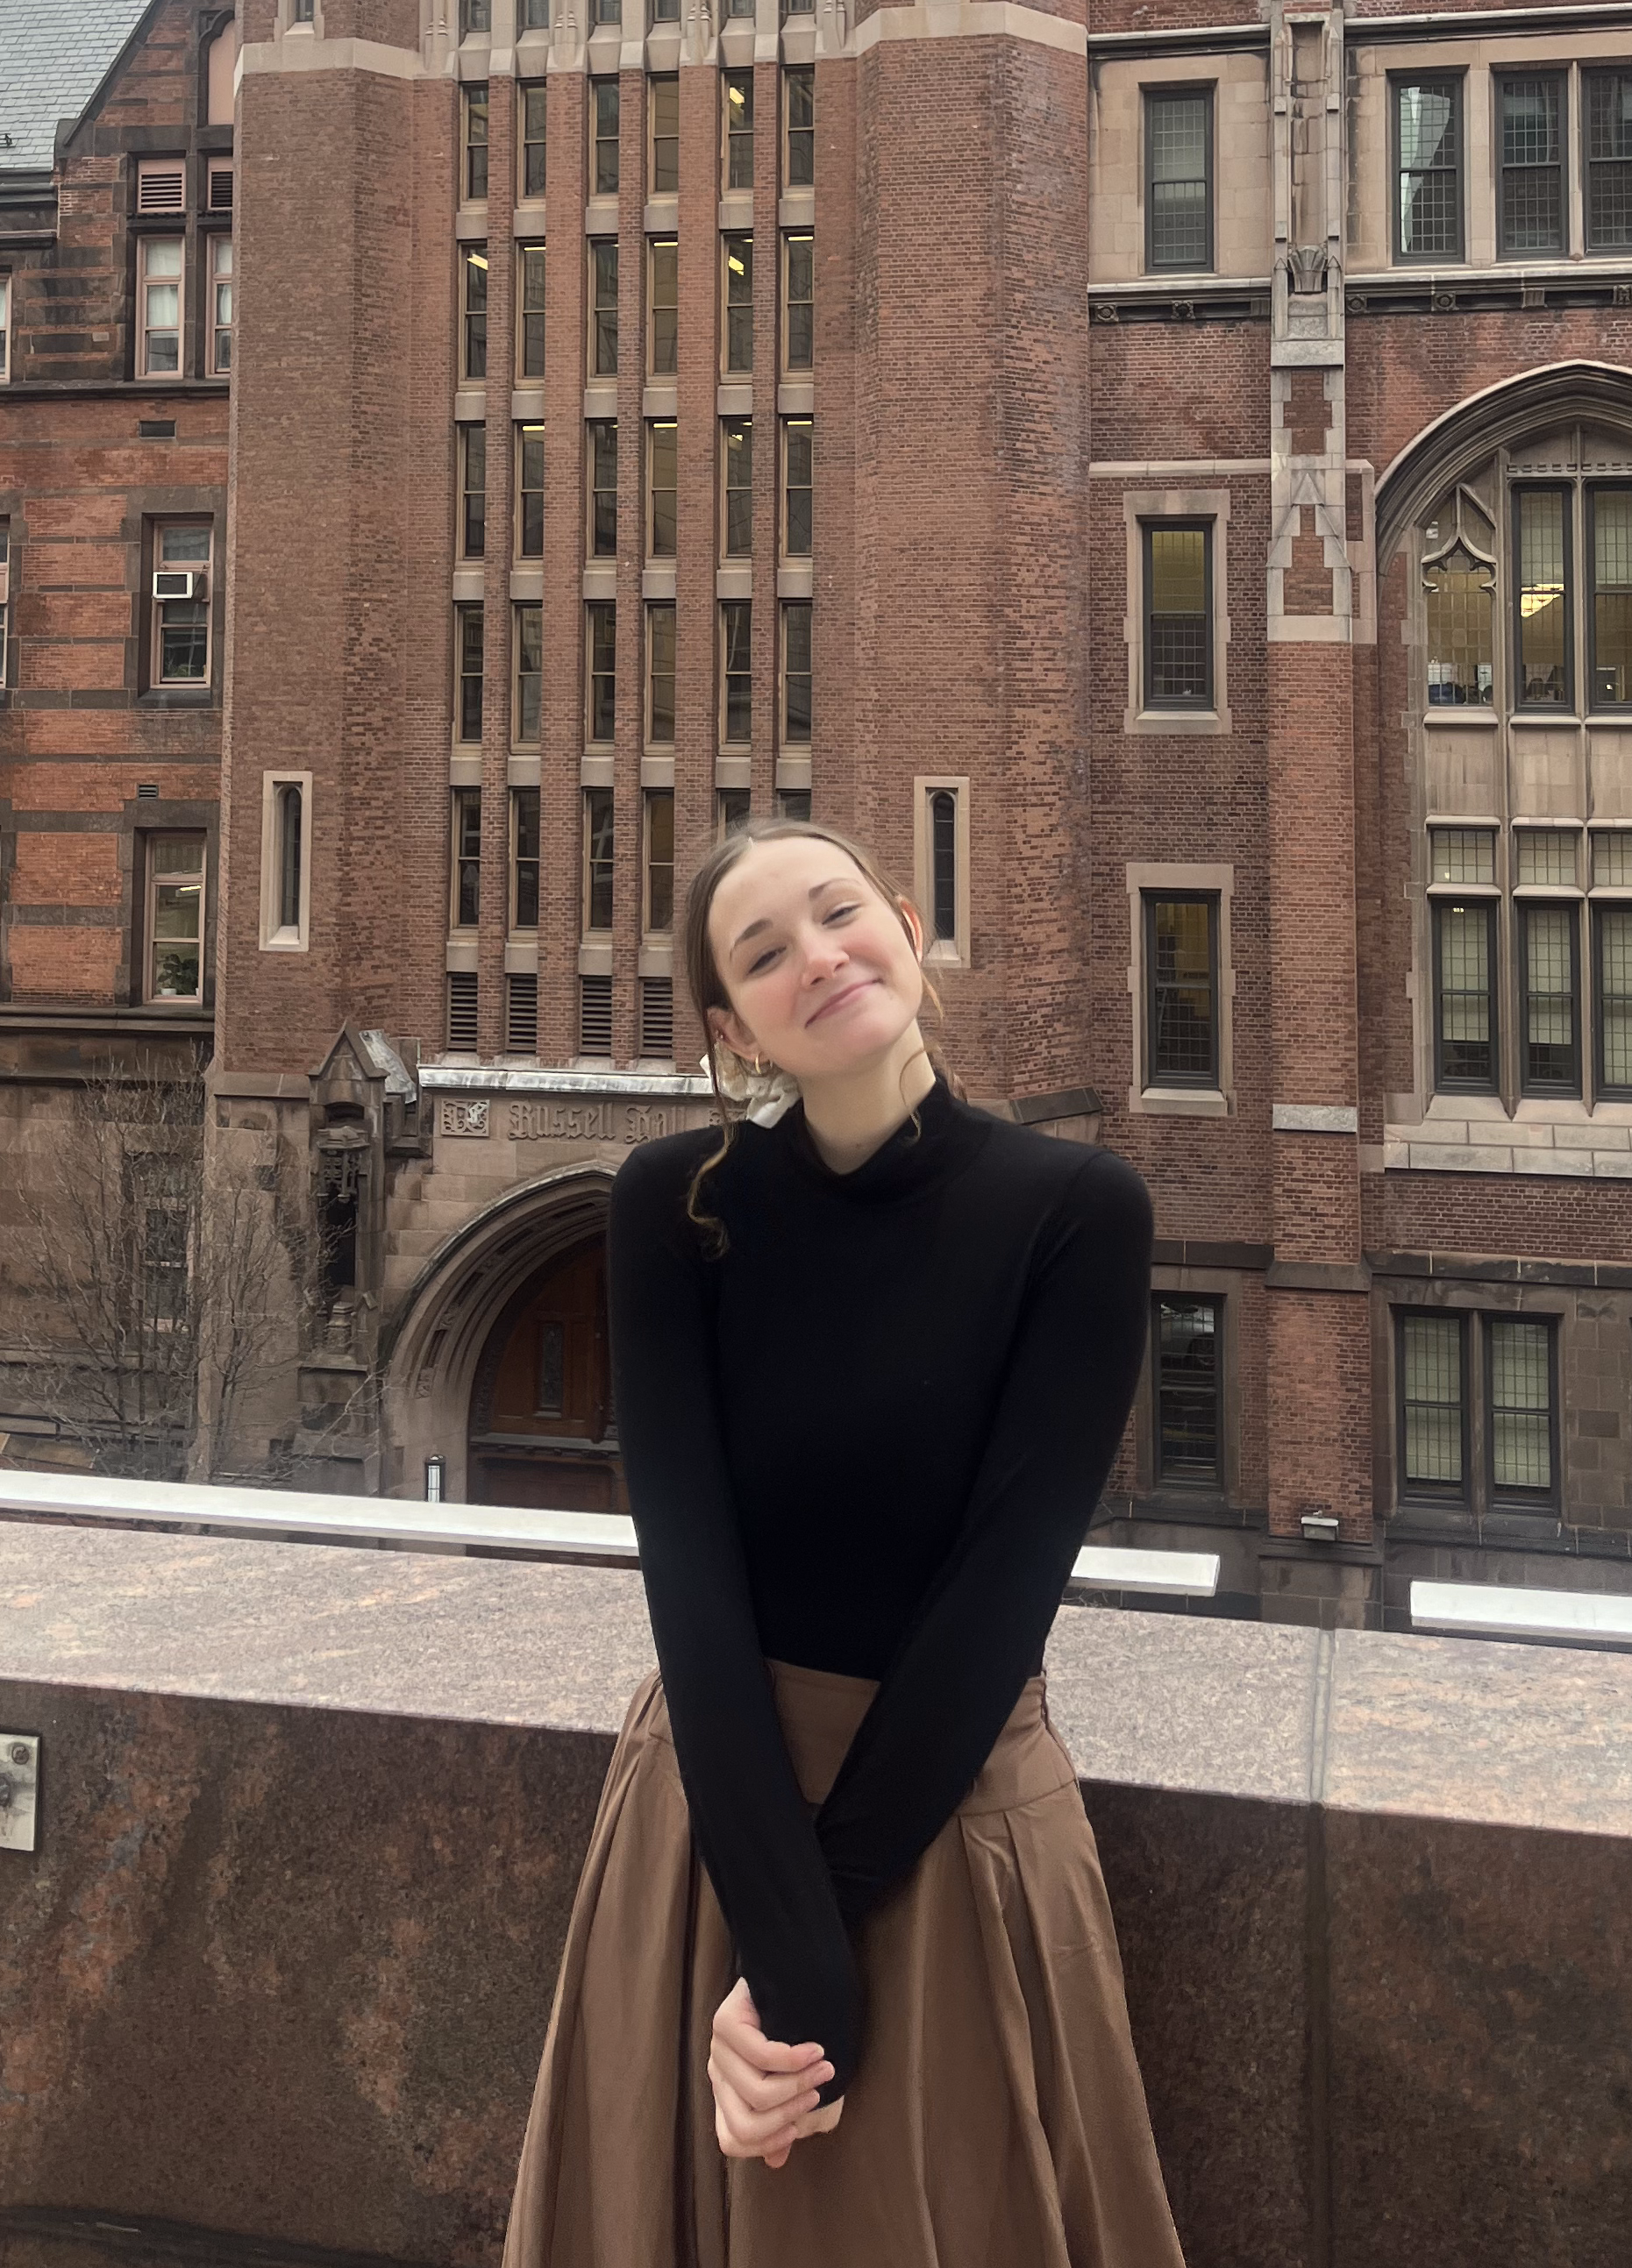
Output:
1121 487 1234 736
1126 860 1236 1120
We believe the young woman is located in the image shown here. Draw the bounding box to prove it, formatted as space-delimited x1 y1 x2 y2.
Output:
502 818 1186 2268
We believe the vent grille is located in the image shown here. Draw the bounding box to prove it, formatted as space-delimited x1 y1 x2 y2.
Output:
447 970 480 1052
579 974 613 1057
137 782 160 799
507 972 538 1055
136 162 186 214
639 977 673 1060
206 165 233 213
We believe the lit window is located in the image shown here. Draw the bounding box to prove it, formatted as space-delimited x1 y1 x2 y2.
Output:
724 71 753 190
145 835 206 1003
1144 89 1211 271
1424 544 1493 706
208 236 232 374
1590 489 1632 707
152 523 212 686
462 246 488 381
648 239 677 375
723 235 753 373
517 245 545 378
723 417 752 556
138 237 184 376
452 788 482 928
648 421 676 558
517 424 544 557
1144 892 1219 1088
1143 523 1212 708
1514 488 1570 707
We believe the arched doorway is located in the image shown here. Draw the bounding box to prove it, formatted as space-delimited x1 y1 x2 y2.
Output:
465 1236 625 1510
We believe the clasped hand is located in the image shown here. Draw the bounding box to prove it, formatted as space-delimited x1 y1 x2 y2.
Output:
708 1974 846 2168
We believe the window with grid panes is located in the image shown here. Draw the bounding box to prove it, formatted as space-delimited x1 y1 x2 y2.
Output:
783 233 813 370
1153 1296 1222 1485
1399 1312 1465 1497
723 236 752 372
588 420 617 557
209 236 232 373
930 789 956 946
782 601 811 744
640 978 673 1059
144 835 206 1002
0 277 9 382
517 247 545 376
645 788 674 929
584 786 614 927
1514 828 1577 889
1424 543 1494 705
507 973 539 1054
515 602 542 741
1432 896 1496 1091
153 523 211 685
587 601 616 742
452 789 481 926
647 601 675 743
1514 487 1570 707
784 419 811 556
722 600 752 743
1489 1318 1554 1497
460 425 486 558
1394 78 1463 260
1591 490 1632 705
1517 899 1579 1095
648 239 678 376
723 419 752 555
1587 71 1632 252
717 786 751 841
513 787 540 927
465 85 489 200
785 65 814 188
456 606 483 739
1497 75 1564 256
590 241 618 375
592 82 620 195
1430 827 1495 886
520 84 546 198
1144 893 1218 1088
138 238 183 376
648 422 676 558
1595 889 1632 1098
651 76 679 193
0 522 9 687
462 246 488 379
1144 89 1211 272
517 425 544 556
724 72 753 190
1143 523 1211 707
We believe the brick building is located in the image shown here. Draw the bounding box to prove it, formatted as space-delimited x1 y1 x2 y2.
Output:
4 0 1632 1625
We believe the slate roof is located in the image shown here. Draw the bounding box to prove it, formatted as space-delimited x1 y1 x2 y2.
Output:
0 0 154 173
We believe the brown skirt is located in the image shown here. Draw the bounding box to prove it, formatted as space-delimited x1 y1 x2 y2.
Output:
501 1658 1187 2268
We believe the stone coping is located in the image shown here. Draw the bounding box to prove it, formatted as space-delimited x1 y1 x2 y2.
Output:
2 1525 1630 1839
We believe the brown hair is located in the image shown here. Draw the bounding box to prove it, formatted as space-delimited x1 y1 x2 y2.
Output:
682 815 965 1255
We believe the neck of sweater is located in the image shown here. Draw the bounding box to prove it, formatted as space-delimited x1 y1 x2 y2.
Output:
771 1070 993 1203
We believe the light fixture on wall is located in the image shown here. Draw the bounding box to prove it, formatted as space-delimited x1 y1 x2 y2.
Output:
1301 1511 1340 1544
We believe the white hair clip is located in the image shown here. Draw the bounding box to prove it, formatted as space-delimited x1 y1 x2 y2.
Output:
700 1044 802 1128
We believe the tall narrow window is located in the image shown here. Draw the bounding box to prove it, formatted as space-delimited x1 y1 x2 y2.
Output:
208 236 232 374
1394 78 1463 260
721 600 752 743
783 233 813 370
651 76 679 195
785 65 814 188
1514 487 1571 707
513 786 540 928
520 83 547 198
1144 892 1219 1088
138 238 183 375
457 604 484 739
717 786 752 840
648 422 677 558
462 246 488 380
783 418 812 557
1398 1312 1465 1497
0 276 9 381
152 523 212 685
781 600 811 745
592 82 620 196
460 424 487 558
452 788 482 926
460 0 492 32
1517 900 1580 1096
1488 1318 1554 1497
588 419 618 556
0 522 11 686
587 601 616 742
724 71 754 191
145 835 206 1003
723 235 753 373
1586 70 1632 252
723 418 752 555
1153 1296 1222 1485
1144 88 1211 272
1424 544 1493 705
1497 75 1564 257
517 424 545 557
1143 523 1212 708
930 789 956 945
1590 489 1632 707
645 788 674 930
648 238 678 375
584 786 615 927
515 601 543 741
646 601 676 743
590 241 618 375
517 246 546 377
1432 898 1497 1091
261 775 309 949
1595 902 1632 1098
464 85 490 201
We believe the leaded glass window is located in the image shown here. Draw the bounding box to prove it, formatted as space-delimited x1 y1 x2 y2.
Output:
1145 893 1219 1088
1144 523 1212 707
1515 487 1570 707
1489 1319 1553 1496
1433 899 1496 1091
1424 544 1493 705
1586 71 1632 252
1395 79 1463 260
1430 828 1495 886
1591 490 1632 706
1154 1297 1222 1484
1400 1312 1465 1493
1517 901 1579 1095
1497 75 1564 257
1596 905 1632 1097
1145 89 1211 272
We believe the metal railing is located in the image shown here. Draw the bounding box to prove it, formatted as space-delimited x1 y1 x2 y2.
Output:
1411 1577 1632 1646
0 1468 1221 1599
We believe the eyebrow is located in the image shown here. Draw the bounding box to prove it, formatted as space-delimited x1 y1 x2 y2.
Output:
730 877 855 958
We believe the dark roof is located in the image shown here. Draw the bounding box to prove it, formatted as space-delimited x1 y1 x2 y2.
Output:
0 0 154 173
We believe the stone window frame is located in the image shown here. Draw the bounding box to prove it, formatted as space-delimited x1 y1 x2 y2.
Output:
1125 859 1236 1119
1141 80 1215 277
1135 1263 1244 1504
462 82 490 206
1122 486 1232 736
1387 1298 1564 1521
139 828 209 1007
1151 1287 1225 1489
258 769 312 954
912 774 971 970
782 231 814 374
1388 70 1466 266
149 518 215 690
135 230 186 382
783 62 815 194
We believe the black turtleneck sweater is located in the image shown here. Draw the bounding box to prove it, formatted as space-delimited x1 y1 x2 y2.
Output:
604 1072 1154 2106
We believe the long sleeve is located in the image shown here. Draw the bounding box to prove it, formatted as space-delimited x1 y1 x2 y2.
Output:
810 1146 1155 1929
605 1141 864 2103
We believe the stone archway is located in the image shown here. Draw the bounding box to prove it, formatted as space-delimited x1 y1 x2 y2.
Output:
381 1164 616 1506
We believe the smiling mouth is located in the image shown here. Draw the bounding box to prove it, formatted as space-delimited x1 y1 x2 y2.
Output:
808 978 877 1026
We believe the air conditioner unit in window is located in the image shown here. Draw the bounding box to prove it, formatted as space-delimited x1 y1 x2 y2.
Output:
153 569 205 600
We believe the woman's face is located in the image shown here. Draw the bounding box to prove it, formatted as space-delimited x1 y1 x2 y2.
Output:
706 836 925 1083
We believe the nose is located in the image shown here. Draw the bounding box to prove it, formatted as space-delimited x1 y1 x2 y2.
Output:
797 922 849 981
